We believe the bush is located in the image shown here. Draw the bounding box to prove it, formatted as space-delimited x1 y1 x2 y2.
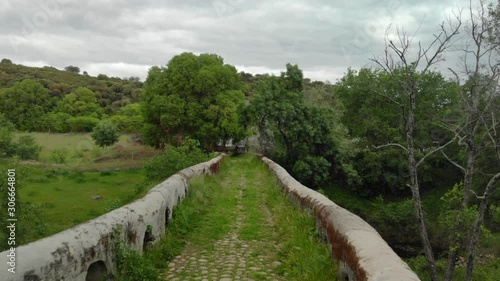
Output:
68 116 100 132
368 197 421 256
41 112 72 133
13 135 42 160
113 226 159 281
0 162 47 251
143 139 214 181
50 148 68 163
91 120 120 147
292 156 331 188
0 114 15 157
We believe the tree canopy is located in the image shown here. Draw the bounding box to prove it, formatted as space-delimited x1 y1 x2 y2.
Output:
141 52 246 149
0 79 55 131
54 87 103 118
246 64 355 188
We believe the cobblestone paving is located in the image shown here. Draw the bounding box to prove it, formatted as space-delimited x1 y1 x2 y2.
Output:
162 178 284 281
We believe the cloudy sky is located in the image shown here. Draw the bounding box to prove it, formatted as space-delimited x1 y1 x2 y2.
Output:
0 0 475 82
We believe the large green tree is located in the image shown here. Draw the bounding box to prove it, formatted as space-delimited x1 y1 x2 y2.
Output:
0 79 55 131
335 68 460 196
109 103 143 133
54 87 103 118
247 64 355 188
141 52 246 149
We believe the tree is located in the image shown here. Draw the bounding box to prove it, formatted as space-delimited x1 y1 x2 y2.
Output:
440 2 500 280
371 15 461 281
41 112 72 133
91 120 120 148
13 135 42 160
335 68 459 196
68 116 100 132
247 64 356 188
64 65 80 73
0 79 55 130
141 52 246 149
0 114 15 157
54 87 103 118
109 103 143 133
0 59 12 64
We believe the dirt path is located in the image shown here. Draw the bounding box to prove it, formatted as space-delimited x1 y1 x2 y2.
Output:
162 161 284 281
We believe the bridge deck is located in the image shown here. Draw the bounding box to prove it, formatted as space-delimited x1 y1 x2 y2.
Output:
160 155 336 281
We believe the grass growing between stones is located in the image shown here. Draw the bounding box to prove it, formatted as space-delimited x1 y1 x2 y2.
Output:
143 160 239 270
146 154 338 280
265 181 339 281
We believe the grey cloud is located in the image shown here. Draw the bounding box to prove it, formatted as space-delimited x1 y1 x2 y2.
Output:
0 0 472 81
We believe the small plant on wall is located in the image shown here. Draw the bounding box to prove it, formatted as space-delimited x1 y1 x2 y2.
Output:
112 225 159 281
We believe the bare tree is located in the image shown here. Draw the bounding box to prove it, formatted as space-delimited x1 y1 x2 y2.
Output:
371 15 462 281
442 1 500 280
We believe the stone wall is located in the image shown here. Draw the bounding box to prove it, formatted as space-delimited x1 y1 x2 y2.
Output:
0 155 223 281
260 156 421 281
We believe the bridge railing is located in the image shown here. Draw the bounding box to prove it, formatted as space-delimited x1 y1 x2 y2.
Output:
260 156 420 281
0 155 224 281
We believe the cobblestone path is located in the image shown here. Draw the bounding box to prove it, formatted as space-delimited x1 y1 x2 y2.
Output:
162 165 285 281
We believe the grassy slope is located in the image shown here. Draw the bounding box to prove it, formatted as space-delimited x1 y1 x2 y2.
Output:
21 168 146 235
13 132 160 170
0 132 161 248
0 160 149 240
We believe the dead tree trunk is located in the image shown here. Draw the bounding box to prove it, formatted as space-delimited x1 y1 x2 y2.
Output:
371 16 460 281
465 172 500 281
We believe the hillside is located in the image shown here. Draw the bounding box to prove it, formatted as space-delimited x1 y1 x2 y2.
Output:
0 59 143 114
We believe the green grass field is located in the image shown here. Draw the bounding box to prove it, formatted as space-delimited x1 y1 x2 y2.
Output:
12 132 160 171
0 132 162 248
0 159 152 248
21 168 147 235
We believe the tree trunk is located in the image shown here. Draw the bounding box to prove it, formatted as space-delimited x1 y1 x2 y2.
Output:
444 146 476 281
465 172 500 281
407 88 438 281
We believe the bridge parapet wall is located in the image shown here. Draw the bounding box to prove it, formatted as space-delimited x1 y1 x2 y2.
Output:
0 155 224 281
260 156 420 281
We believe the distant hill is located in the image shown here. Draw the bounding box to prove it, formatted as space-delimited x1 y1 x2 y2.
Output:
0 58 143 114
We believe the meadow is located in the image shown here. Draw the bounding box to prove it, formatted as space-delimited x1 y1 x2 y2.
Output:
0 132 161 247
13 132 160 171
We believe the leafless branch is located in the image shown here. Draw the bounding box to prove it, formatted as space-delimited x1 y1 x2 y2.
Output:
416 137 457 167
440 150 466 172
470 189 486 199
373 143 409 153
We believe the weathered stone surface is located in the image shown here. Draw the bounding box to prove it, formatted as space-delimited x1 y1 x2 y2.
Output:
0 155 224 281
163 181 284 281
260 156 420 281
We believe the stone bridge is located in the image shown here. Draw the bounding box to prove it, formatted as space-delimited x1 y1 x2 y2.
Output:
0 155 419 281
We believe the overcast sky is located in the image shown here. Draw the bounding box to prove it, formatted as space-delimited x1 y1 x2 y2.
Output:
0 0 476 82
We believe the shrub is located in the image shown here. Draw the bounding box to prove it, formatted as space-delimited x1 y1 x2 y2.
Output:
41 112 72 133
0 114 15 157
143 138 214 181
113 226 159 281
50 148 68 163
292 156 331 188
68 116 100 132
91 120 120 148
13 135 42 160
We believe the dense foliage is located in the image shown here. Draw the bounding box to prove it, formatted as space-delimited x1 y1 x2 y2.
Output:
0 60 143 133
91 121 120 148
246 64 356 188
143 139 214 181
141 52 247 149
335 68 460 197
